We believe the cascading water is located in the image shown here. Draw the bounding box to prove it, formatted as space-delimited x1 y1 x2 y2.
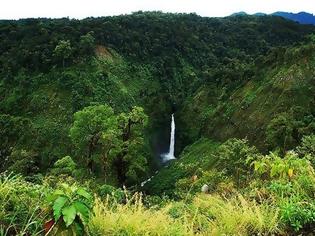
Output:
140 114 176 187
162 114 176 162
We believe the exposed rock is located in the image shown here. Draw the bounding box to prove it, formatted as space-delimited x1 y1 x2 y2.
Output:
201 184 209 193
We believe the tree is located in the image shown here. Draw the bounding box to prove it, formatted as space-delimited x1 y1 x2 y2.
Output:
53 40 73 67
79 32 95 58
7 149 39 175
115 106 148 185
217 138 258 186
297 134 315 167
51 156 77 176
69 105 120 177
69 105 148 184
266 113 295 152
0 114 36 172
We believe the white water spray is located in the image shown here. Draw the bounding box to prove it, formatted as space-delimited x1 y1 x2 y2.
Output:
140 114 175 187
162 114 176 162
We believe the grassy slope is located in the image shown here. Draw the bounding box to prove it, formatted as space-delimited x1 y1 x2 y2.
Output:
143 138 219 196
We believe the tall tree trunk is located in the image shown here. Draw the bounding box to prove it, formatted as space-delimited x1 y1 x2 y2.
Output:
87 133 100 173
87 141 93 174
123 118 131 142
115 155 127 186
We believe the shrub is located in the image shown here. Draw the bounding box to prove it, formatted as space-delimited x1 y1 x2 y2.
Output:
50 156 77 176
266 113 295 152
45 183 93 235
279 198 315 232
297 134 315 167
7 149 39 175
252 151 315 198
267 180 295 197
252 151 312 181
97 184 125 203
251 150 315 231
216 138 258 185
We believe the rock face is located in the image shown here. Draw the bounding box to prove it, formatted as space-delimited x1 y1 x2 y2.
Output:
201 184 209 193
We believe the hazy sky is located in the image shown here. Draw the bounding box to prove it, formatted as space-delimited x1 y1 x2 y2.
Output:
1 0 314 20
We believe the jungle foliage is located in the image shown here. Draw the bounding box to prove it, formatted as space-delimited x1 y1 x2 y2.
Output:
1 12 315 235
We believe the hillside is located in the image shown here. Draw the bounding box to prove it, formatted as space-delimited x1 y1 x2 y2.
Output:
1 12 315 235
178 41 315 150
1 12 314 168
148 40 315 193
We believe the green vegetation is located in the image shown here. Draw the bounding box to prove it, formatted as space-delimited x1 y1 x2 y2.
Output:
69 104 148 185
45 183 93 235
1 12 315 235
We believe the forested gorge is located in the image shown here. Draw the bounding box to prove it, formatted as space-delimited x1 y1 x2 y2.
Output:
1 12 315 235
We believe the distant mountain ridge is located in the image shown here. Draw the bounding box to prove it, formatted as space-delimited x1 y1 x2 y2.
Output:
273 11 315 25
231 11 315 25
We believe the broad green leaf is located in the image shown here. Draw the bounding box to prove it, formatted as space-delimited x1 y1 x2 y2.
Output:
53 196 68 221
76 188 92 201
73 201 90 224
62 204 77 227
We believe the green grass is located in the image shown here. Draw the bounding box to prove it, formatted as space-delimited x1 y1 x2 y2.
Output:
193 193 281 235
0 174 48 235
89 194 192 236
89 192 282 236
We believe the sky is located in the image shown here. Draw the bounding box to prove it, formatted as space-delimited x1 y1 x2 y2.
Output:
0 0 314 20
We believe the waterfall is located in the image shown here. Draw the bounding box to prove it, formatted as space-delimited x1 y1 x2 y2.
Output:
140 115 175 187
162 114 176 162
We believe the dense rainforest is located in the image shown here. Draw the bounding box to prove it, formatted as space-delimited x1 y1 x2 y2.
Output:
0 12 315 235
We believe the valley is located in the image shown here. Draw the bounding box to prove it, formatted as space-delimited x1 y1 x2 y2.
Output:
0 12 315 235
